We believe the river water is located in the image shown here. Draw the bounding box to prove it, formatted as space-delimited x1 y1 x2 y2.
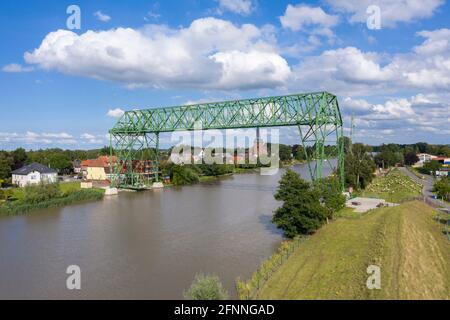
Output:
0 162 334 299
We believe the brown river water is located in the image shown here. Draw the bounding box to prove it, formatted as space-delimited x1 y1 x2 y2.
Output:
0 162 334 299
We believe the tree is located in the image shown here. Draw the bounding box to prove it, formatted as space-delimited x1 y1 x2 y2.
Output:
292 144 305 161
183 274 229 300
48 153 72 174
433 177 450 202
0 152 13 180
12 148 27 170
171 166 199 186
345 143 376 190
314 177 346 222
419 160 441 175
278 144 292 162
272 170 327 237
375 144 404 168
404 152 419 166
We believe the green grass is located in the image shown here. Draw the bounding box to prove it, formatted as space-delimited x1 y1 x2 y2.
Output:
361 169 422 203
0 188 104 216
60 181 81 193
10 181 82 200
334 207 360 219
257 201 449 300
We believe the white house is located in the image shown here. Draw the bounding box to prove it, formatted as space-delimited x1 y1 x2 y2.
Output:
12 163 58 187
413 153 438 167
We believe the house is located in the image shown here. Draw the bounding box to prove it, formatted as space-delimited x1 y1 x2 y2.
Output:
83 156 116 181
12 163 58 187
73 160 82 174
413 153 438 167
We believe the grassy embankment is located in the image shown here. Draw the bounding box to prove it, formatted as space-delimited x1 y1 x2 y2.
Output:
253 170 448 299
0 182 104 216
257 201 449 299
360 168 422 203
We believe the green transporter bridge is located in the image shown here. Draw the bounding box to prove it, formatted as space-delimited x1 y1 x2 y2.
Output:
109 91 345 190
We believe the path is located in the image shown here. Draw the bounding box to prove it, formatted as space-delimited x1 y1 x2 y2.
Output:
399 167 450 210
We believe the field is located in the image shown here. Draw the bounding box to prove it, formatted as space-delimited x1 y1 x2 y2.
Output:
257 201 449 300
10 181 81 200
361 169 422 203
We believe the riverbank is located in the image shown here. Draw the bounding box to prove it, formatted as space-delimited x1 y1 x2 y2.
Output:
0 183 104 216
255 200 449 299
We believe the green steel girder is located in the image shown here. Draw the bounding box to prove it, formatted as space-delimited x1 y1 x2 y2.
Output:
109 92 345 189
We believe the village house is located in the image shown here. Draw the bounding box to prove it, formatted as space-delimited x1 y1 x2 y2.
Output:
11 163 58 187
82 156 116 181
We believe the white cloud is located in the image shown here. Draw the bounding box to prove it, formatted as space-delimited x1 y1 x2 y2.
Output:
217 0 254 16
107 108 125 118
290 28 450 95
94 11 111 22
80 133 104 144
24 18 289 90
2 63 34 73
325 0 444 27
280 4 339 32
280 4 339 48
0 132 77 145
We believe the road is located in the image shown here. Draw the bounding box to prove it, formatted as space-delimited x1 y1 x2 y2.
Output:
399 167 450 210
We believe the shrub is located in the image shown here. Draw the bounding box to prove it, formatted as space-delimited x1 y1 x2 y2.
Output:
183 273 229 300
0 189 103 216
272 170 328 237
171 166 199 186
23 183 61 204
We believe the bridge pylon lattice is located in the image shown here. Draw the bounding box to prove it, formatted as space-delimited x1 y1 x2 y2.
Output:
109 92 344 190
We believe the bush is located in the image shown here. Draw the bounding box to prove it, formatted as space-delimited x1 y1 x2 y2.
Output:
23 183 61 204
433 177 450 202
272 170 328 237
184 274 229 300
171 166 200 186
0 189 104 215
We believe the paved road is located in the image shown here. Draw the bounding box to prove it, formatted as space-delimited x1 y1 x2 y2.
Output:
399 167 450 210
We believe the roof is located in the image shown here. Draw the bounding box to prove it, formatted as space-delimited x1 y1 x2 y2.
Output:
11 163 57 175
82 156 117 168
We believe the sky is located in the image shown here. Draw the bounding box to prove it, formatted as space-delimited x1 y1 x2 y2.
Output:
0 0 449 150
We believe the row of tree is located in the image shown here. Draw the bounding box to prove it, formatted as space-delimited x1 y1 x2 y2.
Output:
0 147 110 182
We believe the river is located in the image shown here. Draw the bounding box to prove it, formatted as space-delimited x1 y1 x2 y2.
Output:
0 161 335 299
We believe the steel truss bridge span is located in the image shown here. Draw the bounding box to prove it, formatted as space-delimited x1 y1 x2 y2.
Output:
109 91 344 189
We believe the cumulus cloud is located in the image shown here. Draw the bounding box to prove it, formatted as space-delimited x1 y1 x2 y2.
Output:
94 11 111 22
24 18 290 90
2 63 34 73
0 132 76 145
280 4 339 32
290 28 450 95
107 108 125 118
342 93 450 143
217 0 254 15
325 0 444 27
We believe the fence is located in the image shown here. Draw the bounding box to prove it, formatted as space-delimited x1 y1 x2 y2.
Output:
236 235 308 300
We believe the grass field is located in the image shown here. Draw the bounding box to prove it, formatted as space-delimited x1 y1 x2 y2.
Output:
361 169 422 203
257 201 449 300
10 181 81 200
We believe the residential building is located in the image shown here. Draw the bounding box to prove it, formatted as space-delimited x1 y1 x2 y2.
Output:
12 163 58 187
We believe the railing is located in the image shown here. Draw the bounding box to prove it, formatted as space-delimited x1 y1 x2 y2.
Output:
236 236 308 300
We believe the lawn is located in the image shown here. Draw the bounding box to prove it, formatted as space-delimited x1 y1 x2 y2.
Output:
257 201 449 300
361 169 422 203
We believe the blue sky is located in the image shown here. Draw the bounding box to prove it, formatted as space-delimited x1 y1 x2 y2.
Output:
0 0 449 150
